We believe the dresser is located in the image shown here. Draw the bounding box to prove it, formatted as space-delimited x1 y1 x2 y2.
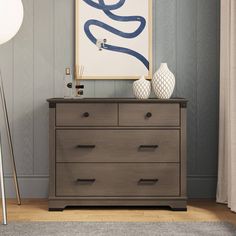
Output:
47 98 187 211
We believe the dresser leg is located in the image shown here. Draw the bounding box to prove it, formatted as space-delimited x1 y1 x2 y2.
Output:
169 200 187 211
48 200 66 211
171 207 187 211
170 200 187 211
49 208 65 212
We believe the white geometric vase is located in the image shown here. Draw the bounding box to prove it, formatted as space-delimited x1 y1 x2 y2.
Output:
133 76 151 99
152 63 175 99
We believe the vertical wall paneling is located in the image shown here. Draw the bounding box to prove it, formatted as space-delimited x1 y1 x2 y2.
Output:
13 0 34 175
115 80 134 98
196 0 220 176
0 0 220 198
155 0 177 95
152 0 157 72
176 0 198 176
81 80 95 98
54 0 74 97
34 0 54 175
0 42 14 174
94 80 116 98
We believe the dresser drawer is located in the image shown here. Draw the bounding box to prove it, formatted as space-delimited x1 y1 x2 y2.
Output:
56 163 180 197
56 129 179 163
119 104 180 126
56 103 118 126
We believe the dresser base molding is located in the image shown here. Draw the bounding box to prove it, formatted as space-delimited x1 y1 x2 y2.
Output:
48 198 187 212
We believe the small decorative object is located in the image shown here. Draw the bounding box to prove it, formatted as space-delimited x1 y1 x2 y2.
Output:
152 63 175 99
75 65 85 98
133 76 151 99
96 38 107 51
63 68 73 98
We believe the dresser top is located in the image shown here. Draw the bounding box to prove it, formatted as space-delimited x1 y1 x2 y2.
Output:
47 98 187 108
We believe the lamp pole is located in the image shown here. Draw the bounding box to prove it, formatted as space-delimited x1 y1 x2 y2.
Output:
0 133 7 225
0 69 22 225
0 70 21 205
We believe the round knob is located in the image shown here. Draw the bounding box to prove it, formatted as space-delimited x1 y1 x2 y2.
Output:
83 112 90 118
146 112 152 118
67 83 72 88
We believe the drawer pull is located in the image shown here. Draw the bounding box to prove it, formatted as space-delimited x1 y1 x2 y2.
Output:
76 145 96 149
83 112 90 118
138 179 159 185
139 145 159 149
76 179 96 184
146 112 152 118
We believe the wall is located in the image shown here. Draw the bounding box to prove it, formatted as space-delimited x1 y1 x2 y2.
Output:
0 0 220 198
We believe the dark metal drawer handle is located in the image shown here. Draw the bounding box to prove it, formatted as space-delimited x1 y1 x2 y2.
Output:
139 145 159 149
76 179 96 184
146 112 152 118
76 145 96 149
83 112 90 118
138 179 159 185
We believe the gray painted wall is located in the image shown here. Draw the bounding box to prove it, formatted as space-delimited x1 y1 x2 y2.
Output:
0 0 220 198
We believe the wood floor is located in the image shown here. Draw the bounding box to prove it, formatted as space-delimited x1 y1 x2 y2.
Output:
1 199 236 224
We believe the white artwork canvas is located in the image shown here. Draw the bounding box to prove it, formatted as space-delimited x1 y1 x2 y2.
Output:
75 0 153 80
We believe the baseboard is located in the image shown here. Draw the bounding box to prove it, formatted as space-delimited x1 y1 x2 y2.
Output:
187 175 217 199
4 175 217 199
4 175 49 198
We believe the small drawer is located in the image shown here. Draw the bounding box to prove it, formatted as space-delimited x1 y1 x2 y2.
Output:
56 103 118 126
119 104 180 127
56 129 179 163
56 163 180 197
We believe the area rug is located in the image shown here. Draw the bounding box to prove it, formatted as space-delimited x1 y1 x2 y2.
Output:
0 222 235 236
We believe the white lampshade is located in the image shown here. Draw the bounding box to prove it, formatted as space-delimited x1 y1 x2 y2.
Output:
0 0 24 45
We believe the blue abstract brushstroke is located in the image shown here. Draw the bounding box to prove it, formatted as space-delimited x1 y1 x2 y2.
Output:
83 0 149 70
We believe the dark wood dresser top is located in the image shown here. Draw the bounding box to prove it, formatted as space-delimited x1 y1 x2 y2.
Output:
47 97 188 107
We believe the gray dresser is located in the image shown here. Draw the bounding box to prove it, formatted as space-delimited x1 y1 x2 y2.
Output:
47 98 187 211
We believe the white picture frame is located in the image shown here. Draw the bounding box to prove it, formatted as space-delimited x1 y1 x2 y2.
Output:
75 0 153 80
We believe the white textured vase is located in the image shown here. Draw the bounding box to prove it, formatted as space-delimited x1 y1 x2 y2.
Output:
152 63 175 99
133 76 151 99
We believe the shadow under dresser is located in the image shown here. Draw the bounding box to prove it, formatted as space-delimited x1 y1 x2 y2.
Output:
47 98 187 211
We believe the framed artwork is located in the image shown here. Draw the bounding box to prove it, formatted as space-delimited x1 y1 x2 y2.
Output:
75 0 153 80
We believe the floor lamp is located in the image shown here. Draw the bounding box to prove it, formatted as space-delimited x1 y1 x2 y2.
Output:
0 0 24 225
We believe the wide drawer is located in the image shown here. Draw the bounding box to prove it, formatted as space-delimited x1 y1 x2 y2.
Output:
56 163 180 197
56 103 118 126
56 129 179 163
119 104 180 126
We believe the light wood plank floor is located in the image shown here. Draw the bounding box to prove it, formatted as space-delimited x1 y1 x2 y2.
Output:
1 199 236 224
